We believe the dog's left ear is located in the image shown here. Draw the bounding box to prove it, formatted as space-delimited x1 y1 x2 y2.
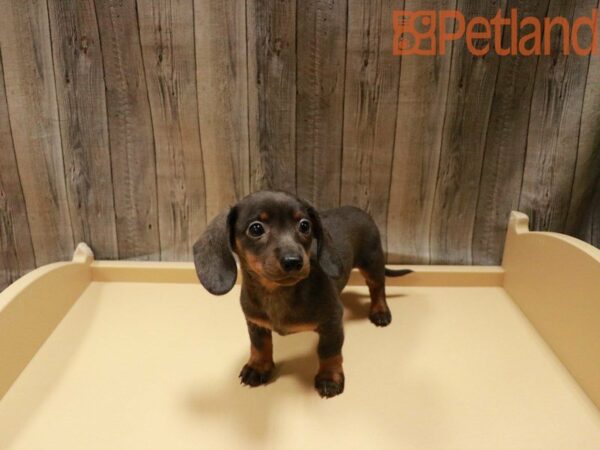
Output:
307 206 343 279
193 207 238 295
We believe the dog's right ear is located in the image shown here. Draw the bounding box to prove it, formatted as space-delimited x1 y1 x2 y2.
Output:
193 207 238 295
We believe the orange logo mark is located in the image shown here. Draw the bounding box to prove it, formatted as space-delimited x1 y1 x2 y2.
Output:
393 9 598 56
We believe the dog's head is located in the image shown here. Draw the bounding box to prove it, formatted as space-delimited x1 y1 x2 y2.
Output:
193 191 341 295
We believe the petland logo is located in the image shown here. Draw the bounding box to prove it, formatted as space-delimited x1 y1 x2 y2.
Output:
393 9 598 56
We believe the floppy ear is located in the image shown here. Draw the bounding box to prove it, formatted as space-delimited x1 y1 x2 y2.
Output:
193 207 238 295
307 206 343 279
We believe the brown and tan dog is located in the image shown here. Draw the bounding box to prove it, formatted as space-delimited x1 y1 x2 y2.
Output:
193 190 411 398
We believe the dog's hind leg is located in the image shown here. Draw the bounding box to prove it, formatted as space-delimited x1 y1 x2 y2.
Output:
357 244 392 327
360 268 392 327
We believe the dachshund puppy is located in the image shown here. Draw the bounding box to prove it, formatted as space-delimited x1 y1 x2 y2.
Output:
193 190 411 398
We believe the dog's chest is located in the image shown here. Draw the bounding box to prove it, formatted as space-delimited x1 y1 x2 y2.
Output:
253 293 316 335
260 295 292 333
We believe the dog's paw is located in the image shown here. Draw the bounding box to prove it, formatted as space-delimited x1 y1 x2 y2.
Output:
369 310 392 327
314 374 345 398
239 364 272 387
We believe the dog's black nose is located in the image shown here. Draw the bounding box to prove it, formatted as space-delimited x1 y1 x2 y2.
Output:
281 255 303 272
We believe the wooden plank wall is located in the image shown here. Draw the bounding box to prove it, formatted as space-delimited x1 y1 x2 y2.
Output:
1 0 599 290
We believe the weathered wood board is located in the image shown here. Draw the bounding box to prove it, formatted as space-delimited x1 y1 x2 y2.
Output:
0 0 599 285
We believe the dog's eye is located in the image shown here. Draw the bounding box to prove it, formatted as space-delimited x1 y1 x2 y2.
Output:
247 222 265 237
298 219 311 235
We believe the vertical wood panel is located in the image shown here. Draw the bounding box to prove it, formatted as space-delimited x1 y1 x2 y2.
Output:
579 176 600 244
429 0 508 264
0 0 599 277
519 0 596 233
568 0 600 236
247 0 296 193
138 0 207 261
584 178 600 245
387 0 457 264
472 0 552 265
296 0 348 209
95 0 160 260
341 0 401 254
194 0 250 219
47 0 118 259
0 0 74 265
0 51 36 290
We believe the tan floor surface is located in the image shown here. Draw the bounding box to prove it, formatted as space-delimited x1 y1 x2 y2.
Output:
1 282 599 449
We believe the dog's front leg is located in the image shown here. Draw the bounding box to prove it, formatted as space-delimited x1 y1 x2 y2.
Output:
315 322 345 398
239 321 274 386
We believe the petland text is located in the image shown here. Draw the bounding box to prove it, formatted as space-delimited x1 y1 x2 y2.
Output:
393 9 598 56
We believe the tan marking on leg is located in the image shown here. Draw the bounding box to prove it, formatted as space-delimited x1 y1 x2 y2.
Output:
317 354 344 383
359 269 389 311
248 333 274 373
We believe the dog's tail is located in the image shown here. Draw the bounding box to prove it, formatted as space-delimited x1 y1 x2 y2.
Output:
384 268 413 277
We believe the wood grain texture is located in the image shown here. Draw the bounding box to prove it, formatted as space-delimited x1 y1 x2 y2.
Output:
387 0 457 264
247 0 296 193
340 0 401 254
429 0 508 264
138 0 207 261
0 51 36 291
568 0 600 236
472 0 552 265
47 0 118 259
0 0 599 283
95 0 160 260
579 176 600 245
194 0 250 219
0 0 74 265
296 0 348 209
585 178 600 246
519 0 596 233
